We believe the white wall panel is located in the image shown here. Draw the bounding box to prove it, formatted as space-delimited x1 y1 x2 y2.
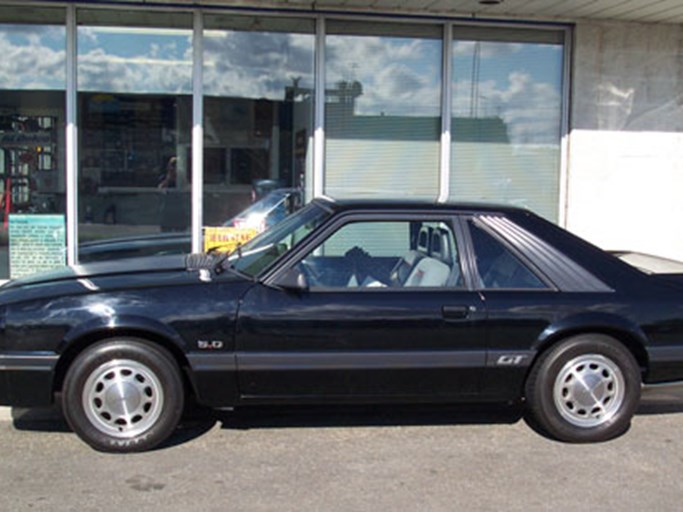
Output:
567 130 683 261
567 20 683 261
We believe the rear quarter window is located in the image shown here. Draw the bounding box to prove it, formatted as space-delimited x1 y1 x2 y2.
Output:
468 220 547 290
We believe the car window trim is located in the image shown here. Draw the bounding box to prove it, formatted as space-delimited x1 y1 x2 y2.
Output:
476 214 614 293
462 215 558 292
452 215 479 291
262 210 470 292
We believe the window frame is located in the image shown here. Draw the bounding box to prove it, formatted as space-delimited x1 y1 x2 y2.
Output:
264 211 472 293
322 19 445 201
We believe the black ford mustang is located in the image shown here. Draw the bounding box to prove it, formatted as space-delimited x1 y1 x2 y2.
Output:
0 198 682 452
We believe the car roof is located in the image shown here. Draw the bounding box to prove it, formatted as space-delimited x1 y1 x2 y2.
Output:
312 196 531 216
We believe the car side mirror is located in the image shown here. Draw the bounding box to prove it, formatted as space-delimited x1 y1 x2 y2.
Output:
274 267 308 292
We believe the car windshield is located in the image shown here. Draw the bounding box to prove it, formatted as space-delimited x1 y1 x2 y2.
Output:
225 201 332 277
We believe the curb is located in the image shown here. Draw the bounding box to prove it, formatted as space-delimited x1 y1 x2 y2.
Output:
0 406 11 422
0 406 62 423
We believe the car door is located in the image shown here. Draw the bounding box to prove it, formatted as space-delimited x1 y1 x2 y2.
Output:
235 213 487 401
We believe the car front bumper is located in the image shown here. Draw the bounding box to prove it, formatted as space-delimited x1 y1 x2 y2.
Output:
0 353 59 407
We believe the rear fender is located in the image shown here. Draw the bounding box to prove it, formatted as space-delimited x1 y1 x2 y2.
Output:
533 311 650 369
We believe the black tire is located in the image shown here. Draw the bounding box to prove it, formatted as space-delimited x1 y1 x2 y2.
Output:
62 338 185 453
525 334 641 443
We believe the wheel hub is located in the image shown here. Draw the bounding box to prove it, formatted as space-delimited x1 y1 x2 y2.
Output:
82 359 164 439
553 354 626 428
104 381 142 417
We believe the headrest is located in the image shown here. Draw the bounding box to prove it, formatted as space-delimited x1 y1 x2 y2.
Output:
417 226 432 253
431 228 452 264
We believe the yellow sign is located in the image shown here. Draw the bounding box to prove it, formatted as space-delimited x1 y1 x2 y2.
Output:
203 226 259 254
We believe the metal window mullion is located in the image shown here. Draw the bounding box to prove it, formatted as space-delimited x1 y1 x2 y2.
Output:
437 23 453 204
558 27 572 228
191 9 204 254
66 4 78 265
313 15 325 199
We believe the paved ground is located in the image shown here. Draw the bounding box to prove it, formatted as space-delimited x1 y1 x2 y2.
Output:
1 389 683 512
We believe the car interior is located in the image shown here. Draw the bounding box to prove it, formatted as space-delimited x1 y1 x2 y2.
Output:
297 221 464 289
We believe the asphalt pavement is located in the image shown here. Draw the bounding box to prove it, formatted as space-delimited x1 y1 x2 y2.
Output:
1 389 683 512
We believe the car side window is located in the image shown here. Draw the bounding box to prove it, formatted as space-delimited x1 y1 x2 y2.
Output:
467 220 547 290
293 220 465 289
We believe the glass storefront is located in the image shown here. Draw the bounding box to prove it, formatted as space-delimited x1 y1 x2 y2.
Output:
0 3 568 278
202 15 314 228
77 10 193 248
450 27 564 222
324 21 442 199
0 7 66 279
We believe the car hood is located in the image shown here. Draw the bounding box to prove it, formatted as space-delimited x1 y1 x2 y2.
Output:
1 253 222 290
2 254 186 289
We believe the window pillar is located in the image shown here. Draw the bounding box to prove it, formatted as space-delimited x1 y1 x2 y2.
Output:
66 4 78 265
191 9 204 254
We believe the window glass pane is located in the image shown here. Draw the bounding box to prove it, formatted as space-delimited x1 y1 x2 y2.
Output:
77 10 193 262
451 28 564 222
202 15 314 248
468 220 546 289
295 219 463 289
322 222 410 257
0 7 66 278
325 21 442 199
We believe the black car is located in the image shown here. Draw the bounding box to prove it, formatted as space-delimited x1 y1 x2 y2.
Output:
0 198 682 452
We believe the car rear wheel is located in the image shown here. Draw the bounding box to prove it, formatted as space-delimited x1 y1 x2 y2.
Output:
525 334 641 443
62 338 184 453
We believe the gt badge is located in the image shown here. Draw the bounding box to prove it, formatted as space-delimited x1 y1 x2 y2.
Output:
496 355 528 366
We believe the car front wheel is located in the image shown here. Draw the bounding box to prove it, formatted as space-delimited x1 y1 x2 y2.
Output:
525 334 641 443
62 338 184 453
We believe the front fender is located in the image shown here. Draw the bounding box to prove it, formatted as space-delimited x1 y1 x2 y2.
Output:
59 313 188 354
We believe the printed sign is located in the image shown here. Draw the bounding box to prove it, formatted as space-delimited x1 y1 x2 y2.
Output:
9 214 66 279
203 226 259 254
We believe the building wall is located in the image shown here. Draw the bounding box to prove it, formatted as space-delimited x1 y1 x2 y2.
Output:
568 21 683 261
2 3 682 277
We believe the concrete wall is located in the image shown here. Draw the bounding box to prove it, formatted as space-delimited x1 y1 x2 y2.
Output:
567 21 683 262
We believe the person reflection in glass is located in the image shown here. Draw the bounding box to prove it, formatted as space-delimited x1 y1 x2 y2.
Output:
158 156 178 189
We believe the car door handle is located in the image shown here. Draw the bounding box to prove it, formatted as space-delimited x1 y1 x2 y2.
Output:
442 305 471 320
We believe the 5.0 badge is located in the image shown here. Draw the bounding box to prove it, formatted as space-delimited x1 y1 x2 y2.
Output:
197 340 224 350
